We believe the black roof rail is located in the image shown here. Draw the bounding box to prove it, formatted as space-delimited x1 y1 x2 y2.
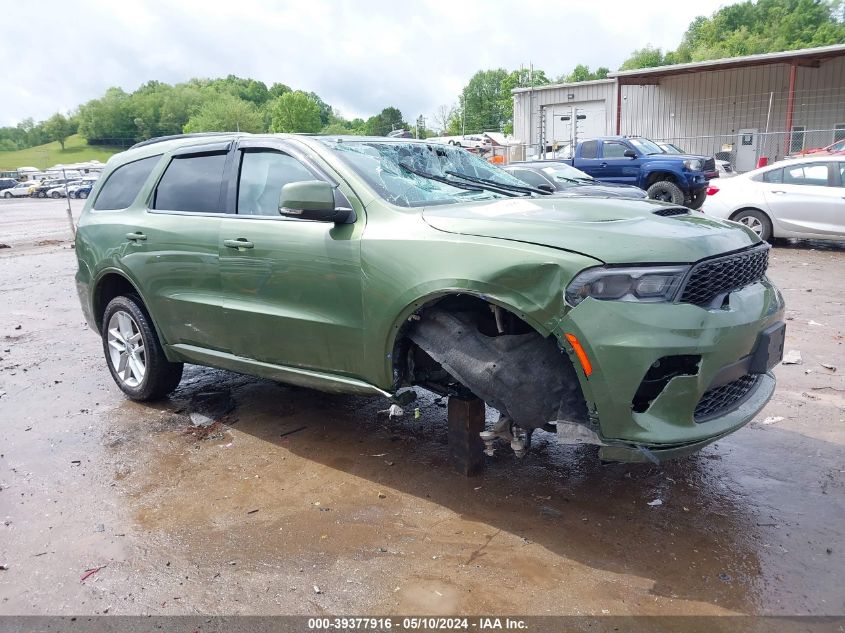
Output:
129 132 240 150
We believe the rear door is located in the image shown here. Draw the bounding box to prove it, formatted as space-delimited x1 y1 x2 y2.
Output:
574 140 602 177
119 143 233 352
762 161 845 237
218 139 365 374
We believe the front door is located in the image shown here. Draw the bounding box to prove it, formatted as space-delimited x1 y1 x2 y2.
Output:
219 141 365 375
599 140 640 185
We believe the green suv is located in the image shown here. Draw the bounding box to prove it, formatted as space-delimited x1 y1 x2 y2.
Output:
74 133 785 463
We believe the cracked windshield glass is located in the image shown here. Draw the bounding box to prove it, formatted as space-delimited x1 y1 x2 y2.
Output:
322 139 536 207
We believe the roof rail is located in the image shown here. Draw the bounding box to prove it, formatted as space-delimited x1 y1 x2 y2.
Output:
129 132 239 150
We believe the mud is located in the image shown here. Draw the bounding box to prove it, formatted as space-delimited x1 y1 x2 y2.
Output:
0 199 843 616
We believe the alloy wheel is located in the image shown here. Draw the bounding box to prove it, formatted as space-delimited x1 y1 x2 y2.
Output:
106 310 146 387
739 215 763 236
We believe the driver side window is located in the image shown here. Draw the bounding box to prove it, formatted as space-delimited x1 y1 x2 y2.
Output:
237 150 316 216
602 142 629 159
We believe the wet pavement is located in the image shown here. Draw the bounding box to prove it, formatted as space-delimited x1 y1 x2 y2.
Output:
0 199 843 616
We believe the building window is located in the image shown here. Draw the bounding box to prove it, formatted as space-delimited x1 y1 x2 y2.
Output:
789 126 806 153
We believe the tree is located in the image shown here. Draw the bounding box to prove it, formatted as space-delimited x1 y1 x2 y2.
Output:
183 94 264 133
433 103 458 135
269 91 322 133
364 107 408 136
459 69 510 134
620 0 845 70
269 82 292 99
43 113 76 150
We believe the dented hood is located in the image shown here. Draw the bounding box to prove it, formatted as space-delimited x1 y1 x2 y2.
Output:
422 197 758 264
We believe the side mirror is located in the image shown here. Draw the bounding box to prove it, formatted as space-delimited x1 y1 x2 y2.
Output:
279 180 355 224
624 149 638 159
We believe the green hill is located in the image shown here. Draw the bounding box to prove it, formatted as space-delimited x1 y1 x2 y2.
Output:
0 135 122 170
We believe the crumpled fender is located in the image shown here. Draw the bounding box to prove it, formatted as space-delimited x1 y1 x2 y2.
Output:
409 310 589 430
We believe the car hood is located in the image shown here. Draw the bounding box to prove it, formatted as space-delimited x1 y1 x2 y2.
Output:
553 183 646 199
422 197 758 264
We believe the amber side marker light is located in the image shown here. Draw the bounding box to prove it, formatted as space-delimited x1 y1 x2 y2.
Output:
565 333 593 377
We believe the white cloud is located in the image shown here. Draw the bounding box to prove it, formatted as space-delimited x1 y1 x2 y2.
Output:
0 0 733 127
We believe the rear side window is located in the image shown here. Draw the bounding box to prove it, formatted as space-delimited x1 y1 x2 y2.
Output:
762 168 783 183
580 141 598 159
783 163 829 186
93 155 160 210
153 153 227 213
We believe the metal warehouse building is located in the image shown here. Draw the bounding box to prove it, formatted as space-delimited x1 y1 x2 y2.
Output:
512 43 845 171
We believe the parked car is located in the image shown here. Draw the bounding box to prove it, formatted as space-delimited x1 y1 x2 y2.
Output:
75 133 784 465
1 181 38 198
0 177 20 191
787 138 845 158
73 182 94 199
657 142 735 178
559 136 715 209
702 155 845 241
503 161 647 199
30 179 69 198
46 180 83 198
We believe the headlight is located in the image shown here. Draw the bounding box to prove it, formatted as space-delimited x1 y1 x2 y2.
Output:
684 159 703 171
565 265 689 307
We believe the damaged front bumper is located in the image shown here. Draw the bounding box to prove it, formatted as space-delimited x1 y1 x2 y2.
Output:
559 278 785 461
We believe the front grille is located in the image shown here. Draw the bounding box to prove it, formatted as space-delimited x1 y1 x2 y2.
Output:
703 157 716 172
652 207 688 217
679 245 769 307
694 374 759 422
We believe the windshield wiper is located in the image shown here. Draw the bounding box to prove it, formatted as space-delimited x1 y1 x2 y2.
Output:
399 162 518 197
444 170 549 195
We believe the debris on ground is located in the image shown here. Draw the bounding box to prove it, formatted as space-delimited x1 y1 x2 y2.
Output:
183 420 223 441
247 509 259 515
80 565 106 582
819 363 837 372
0 244 10 249
278 425 306 439
761 416 785 425
313 585 322 594
647 499 663 507
0 564 8 571
189 412 215 428
808 320 825 327
94 524 105 533
782 350 803 365
378 492 387 499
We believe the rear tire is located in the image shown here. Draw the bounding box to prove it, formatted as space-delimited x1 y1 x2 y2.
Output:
646 180 685 205
731 209 773 242
3 192 11 199
78 190 89 199
101 295 183 401
50 191 61 198
688 188 707 210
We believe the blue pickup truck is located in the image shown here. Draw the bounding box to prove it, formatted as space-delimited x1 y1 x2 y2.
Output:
560 136 716 209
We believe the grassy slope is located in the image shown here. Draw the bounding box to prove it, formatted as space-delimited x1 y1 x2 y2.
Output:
0 134 121 170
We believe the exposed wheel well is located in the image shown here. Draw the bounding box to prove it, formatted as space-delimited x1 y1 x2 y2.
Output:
645 172 678 188
93 273 141 332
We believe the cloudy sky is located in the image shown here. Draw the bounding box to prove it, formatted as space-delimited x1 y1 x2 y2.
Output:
1 0 735 127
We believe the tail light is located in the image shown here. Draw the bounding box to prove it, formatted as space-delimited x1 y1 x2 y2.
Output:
706 186 720 195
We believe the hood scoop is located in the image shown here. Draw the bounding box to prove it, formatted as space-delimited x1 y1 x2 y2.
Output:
652 207 689 217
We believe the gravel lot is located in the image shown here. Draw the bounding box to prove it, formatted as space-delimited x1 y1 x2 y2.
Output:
0 198 843 616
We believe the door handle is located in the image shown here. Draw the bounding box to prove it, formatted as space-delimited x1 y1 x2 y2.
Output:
126 232 147 241
771 190 787 195
599 162 607 168
224 238 254 250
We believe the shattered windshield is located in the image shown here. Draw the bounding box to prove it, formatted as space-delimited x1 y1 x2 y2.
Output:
320 139 533 207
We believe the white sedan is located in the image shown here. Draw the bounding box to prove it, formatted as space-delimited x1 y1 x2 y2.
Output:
702 156 845 241
1 182 37 198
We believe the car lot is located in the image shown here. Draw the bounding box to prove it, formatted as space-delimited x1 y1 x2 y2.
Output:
0 197 843 616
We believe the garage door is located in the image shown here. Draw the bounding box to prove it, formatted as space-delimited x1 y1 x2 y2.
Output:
549 102 607 148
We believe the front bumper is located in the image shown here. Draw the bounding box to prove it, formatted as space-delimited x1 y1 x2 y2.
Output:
558 278 784 456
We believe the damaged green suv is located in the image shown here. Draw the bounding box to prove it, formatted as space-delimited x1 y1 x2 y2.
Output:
75 133 785 463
